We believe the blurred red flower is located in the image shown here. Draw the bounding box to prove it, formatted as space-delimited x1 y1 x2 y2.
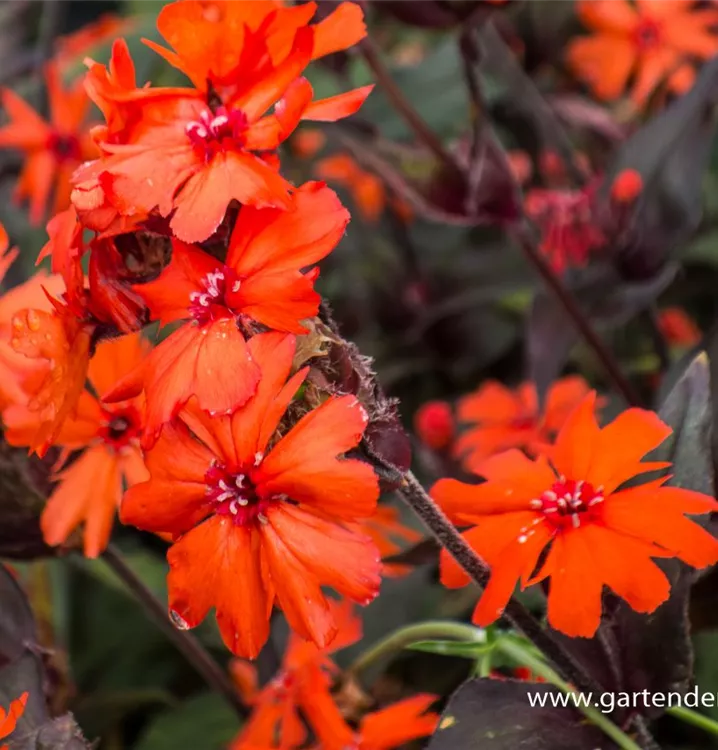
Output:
0 62 96 224
566 0 718 106
658 307 701 348
455 377 594 473
414 400 454 451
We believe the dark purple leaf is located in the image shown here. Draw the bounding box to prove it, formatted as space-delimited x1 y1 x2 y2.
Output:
0 565 90 749
0 439 59 559
427 678 615 750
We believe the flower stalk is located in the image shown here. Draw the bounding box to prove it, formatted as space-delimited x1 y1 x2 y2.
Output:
102 543 248 719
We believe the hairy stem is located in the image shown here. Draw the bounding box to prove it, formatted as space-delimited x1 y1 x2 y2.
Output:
103 544 248 719
510 221 642 406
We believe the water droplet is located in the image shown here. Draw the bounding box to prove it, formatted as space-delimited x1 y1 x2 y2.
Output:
169 610 190 630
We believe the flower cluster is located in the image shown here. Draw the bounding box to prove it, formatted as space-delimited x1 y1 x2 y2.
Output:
0 0 427 662
1 3 718 747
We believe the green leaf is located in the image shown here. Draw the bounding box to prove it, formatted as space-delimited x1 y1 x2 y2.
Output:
133 693 240 750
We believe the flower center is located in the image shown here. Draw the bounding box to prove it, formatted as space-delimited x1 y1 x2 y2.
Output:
100 406 141 450
46 131 82 162
204 460 271 527
633 18 663 52
510 414 535 431
185 106 248 154
530 478 604 530
188 267 241 325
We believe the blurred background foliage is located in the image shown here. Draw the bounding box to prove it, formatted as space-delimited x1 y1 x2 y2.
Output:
2 1 718 748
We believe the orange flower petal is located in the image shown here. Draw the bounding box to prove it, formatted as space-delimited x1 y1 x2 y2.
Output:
226 182 349 275
566 34 636 101
359 695 439 750
301 85 374 122
576 0 637 33
457 380 522 423
41 444 120 557
540 530 604 638
169 150 293 243
311 2 366 60
586 406 672 493
630 48 679 106
168 516 270 658
260 513 336 649
121 420 214 535
548 392 601 481
228 332 304 464
0 692 28 741
132 321 260 448
267 503 381 605
472 518 553 626
602 483 718 569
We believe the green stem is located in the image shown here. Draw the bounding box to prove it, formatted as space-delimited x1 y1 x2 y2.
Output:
496 638 642 750
348 621 484 677
667 705 718 736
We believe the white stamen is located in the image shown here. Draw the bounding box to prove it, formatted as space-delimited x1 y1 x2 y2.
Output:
229 501 238 515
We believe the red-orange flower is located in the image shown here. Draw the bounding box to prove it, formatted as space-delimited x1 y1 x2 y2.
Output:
455 377 594 473
433 393 718 637
104 182 348 447
4 334 148 557
566 1 718 106
75 2 372 242
658 307 701 348
231 600 361 750
121 332 381 658
0 692 28 750
0 62 95 224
